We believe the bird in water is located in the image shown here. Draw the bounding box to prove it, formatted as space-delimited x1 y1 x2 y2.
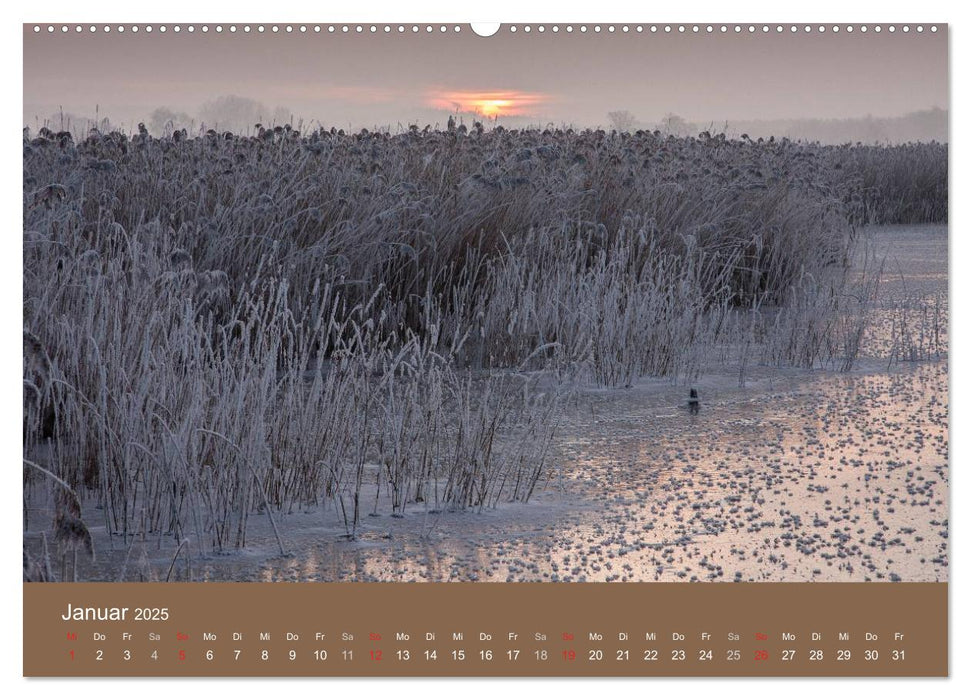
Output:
688 388 700 415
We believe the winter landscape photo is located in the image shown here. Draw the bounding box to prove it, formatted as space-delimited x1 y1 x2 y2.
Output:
22 24 948 584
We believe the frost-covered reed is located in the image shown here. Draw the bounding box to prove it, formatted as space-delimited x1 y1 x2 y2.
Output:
22 124 946 553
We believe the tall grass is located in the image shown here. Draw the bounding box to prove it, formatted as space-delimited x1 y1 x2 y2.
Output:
828 141 948 225
23 124 946 556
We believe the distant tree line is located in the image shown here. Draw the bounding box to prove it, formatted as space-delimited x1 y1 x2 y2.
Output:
33 95 294 139
608 107 947 144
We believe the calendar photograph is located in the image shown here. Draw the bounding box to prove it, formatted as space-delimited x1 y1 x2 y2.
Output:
22 23 948 586
20 20 949 678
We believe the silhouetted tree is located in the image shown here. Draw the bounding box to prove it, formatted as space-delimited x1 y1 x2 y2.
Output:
607 110 638 132
148 107 193 137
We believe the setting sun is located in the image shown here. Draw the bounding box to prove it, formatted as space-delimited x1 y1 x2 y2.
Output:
475 98 513 117
426 90 548 119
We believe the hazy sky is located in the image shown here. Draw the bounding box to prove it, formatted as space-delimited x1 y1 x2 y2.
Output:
23 24 948 130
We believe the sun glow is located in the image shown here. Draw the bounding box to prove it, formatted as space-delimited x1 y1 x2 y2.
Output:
426 90 549 118
476 99 513 117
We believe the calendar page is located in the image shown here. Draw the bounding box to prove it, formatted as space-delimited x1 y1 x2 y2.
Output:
21 19 949 678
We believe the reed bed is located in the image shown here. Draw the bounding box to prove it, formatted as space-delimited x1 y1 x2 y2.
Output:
830 141 948 225
23 124 947 558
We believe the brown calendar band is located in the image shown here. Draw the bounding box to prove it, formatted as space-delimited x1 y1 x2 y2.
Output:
24 582 947 677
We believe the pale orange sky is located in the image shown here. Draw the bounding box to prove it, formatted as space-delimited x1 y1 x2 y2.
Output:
23 24 948 130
